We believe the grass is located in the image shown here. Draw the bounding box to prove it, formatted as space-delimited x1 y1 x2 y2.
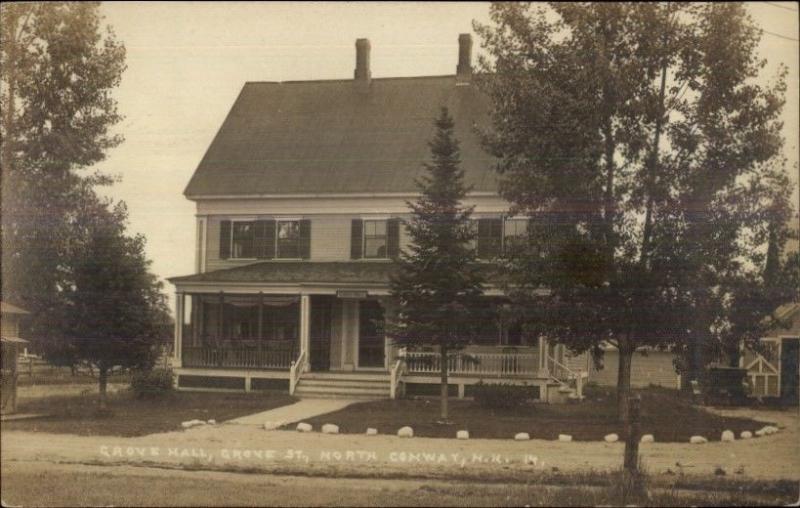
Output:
291 386 772 441
1 389 297 437
16 366 132 386
2 462 796 507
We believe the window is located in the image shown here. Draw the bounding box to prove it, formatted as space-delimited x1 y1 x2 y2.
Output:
221 218 310 260
232 221 256 258
503 218 528 253
277 220 301 258
364 220 388 258
504 218 528 239
475 218 503 259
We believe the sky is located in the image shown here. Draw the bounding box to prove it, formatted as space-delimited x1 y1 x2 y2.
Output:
94 2 800 313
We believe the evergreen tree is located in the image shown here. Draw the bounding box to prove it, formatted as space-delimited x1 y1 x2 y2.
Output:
390 107 485 421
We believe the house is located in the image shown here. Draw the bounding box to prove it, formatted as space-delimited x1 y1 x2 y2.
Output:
1 301 29 414
170 34 674 401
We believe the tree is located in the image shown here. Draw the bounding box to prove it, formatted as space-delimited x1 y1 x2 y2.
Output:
475 2 791 421
48 193 170 410
1 2 126 343
389 107 486 421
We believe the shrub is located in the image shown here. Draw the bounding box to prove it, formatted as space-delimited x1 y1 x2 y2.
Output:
471 381 533 410
130 368 174 398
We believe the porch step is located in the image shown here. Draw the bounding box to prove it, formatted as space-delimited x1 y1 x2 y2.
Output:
295 373 391 400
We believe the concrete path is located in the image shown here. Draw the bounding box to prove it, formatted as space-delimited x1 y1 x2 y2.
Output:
229 398 359 428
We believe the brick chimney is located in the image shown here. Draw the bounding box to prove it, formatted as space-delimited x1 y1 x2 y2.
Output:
456 33 472 84
354 38 371 87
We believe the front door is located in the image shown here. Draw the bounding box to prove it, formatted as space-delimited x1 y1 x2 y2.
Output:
780 338 799 405
309 296 333 372
358 300 385 368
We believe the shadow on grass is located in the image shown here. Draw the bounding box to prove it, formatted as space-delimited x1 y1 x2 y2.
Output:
1 389 297 437
292 386 773 441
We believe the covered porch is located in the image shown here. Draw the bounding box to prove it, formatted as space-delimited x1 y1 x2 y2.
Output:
168 262 587 398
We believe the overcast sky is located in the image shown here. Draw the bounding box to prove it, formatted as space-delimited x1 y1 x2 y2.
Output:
94 2 799 312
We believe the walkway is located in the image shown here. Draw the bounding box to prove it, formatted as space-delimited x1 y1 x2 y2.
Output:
228 398 359 428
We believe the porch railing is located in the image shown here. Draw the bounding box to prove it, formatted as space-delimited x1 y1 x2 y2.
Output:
544 353 587 399
289 349 307 395
182 342 296 369
405 351 538 378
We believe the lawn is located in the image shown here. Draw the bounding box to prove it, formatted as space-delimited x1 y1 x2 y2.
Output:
291 386 772 442
2 389 297 437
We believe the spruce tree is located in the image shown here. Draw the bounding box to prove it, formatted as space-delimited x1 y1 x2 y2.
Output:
390 107 485 421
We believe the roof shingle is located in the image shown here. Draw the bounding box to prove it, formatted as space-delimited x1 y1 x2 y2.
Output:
184 76 495 198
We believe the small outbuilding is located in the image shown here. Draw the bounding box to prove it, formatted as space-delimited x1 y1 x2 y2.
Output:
1 301 30 414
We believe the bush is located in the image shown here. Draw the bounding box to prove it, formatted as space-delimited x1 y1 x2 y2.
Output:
471 381 533 410
130 368 174 398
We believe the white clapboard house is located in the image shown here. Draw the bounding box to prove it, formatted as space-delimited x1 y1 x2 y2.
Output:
169 34 682 401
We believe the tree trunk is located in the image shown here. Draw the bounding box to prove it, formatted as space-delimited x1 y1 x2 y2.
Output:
616 336 634 423
98 366 108 411
440 342 449 421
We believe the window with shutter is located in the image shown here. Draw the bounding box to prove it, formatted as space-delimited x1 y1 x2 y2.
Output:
276 220 301 258
363 220 388 258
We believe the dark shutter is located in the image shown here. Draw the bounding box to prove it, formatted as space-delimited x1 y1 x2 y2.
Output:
299 219 311 259
254 220 268 259
386 218 400 258
263 220 276 259
477 218 502 259
351 219 363 259
219 220 231 259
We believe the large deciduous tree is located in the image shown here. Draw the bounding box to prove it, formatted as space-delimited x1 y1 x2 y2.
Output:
475 2 792 421
1 3 169 406
389 107 485 421
1 2 126 341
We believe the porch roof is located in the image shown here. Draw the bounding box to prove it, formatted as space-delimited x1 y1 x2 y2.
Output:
169 261 502 287
170 261 395 286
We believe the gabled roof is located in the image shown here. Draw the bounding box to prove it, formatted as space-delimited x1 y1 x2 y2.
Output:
183 76 496 198
766 302 800 337
1 301 29 315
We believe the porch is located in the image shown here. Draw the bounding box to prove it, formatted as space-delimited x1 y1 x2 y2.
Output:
171 290 587 400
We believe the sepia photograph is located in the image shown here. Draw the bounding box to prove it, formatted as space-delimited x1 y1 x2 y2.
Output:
1 2 798 506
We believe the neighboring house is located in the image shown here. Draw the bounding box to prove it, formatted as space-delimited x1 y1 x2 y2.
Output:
742 303 800 403
579 344 680 390
1 301 29 414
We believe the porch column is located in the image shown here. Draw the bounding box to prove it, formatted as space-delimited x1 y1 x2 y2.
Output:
300 294 311 372
174 292 184 368
539 336 548 375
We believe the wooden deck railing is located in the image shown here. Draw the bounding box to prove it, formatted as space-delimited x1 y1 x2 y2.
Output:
182 342 296 369
404 351 539 378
